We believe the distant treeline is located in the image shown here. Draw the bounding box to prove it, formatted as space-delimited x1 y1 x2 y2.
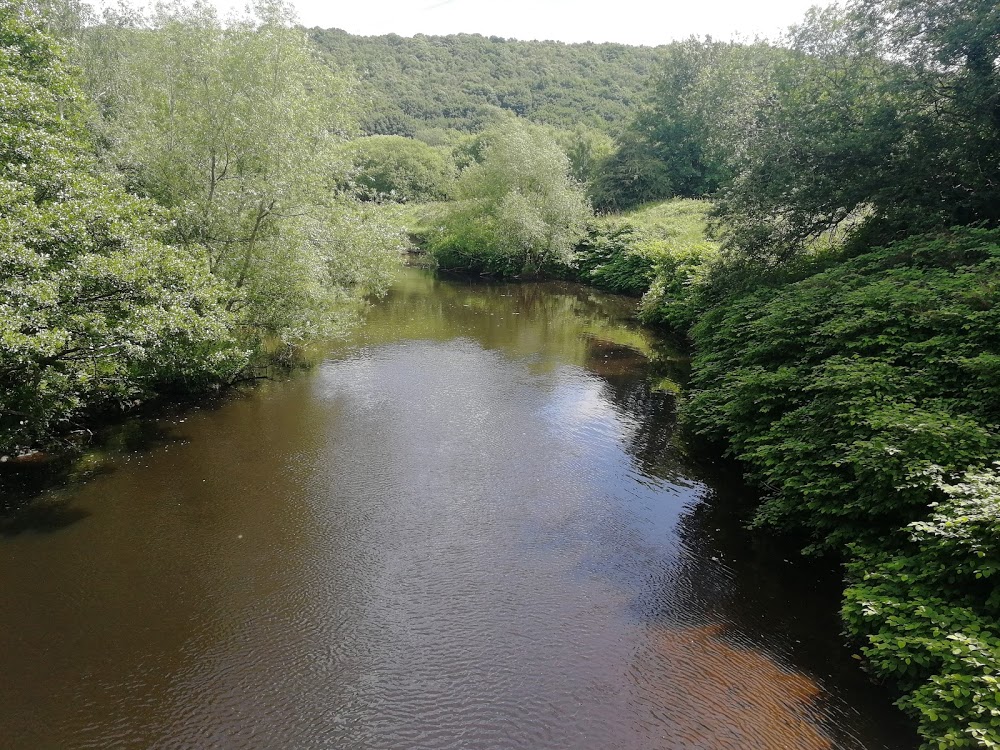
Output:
307 27 663 135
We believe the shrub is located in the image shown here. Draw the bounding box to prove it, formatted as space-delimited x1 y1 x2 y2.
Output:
335 135 455 203
685 228 1000 551
428 121 590 277
844 466 1000 749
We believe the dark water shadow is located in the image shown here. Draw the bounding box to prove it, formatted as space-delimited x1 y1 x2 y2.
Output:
0 406 214 531
577 330 918 749
0 499 91 537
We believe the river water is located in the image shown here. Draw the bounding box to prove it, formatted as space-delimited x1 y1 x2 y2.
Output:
1 268 914 750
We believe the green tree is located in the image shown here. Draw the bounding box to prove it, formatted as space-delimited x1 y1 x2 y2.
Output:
110 0 401 345
549 125 615 187
593 39 784 210
334 135 455 203
429 121 591 277
0 5 244 454
715 0 1000 263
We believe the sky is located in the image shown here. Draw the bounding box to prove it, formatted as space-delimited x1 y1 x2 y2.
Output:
207 0 832 46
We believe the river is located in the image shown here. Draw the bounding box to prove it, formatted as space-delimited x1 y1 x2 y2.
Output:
0 268 914 749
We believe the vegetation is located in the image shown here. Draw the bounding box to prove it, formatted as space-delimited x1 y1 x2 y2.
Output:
101 2 402 349
591 39 786 210
573 200 718 330
2 1 405 455
5 0 999 745
0 6 245 455
427 121 590 277
844 464 1000 749
307 28 664 134
714 1 1000 263
333 135 455 203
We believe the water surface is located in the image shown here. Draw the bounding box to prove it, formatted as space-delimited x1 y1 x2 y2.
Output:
0 269 913 749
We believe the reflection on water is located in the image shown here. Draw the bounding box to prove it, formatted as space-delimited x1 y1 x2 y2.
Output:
635 624 832 749
0 269 913 749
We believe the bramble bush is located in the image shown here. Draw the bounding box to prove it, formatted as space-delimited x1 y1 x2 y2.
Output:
572 223 655 296
568 200 719 330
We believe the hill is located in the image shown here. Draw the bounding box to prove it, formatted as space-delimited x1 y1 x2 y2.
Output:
307 28 664 135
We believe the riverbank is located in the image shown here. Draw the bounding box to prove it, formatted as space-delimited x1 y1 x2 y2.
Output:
410 198 1000 750
0 268 914 749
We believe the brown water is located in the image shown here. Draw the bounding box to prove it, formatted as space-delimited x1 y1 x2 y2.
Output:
0 269 914 750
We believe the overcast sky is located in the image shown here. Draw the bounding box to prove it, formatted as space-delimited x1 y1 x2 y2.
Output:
204 0 831 46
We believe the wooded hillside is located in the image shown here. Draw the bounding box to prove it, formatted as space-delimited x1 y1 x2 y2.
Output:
307 28 664 134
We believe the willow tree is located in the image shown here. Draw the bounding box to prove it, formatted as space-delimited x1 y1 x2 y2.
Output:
430 121 591 277
112 0 401 344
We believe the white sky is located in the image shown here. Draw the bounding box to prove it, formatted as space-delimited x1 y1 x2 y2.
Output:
209 0 833 46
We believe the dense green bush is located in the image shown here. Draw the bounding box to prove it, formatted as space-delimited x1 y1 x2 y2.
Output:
680 227 1000 748
844 466 1000 749
335 135 455 203
428 121 590 277
685 228 1000 549
568 200 718 329
572 223 654 296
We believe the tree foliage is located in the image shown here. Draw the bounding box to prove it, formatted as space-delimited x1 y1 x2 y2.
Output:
308 28 664 134
429 121 590 277
334 135 455 203
0 5 244 454
715 0 1000 262
593 39 785 210
103 1 403 345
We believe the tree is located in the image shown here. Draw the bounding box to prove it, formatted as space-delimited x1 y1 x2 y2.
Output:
0 5 244 454
334 135 455 203
593 38 784 210
108 0 401 345
715 0 1000 264
429 121 591 277
548 124 616 189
